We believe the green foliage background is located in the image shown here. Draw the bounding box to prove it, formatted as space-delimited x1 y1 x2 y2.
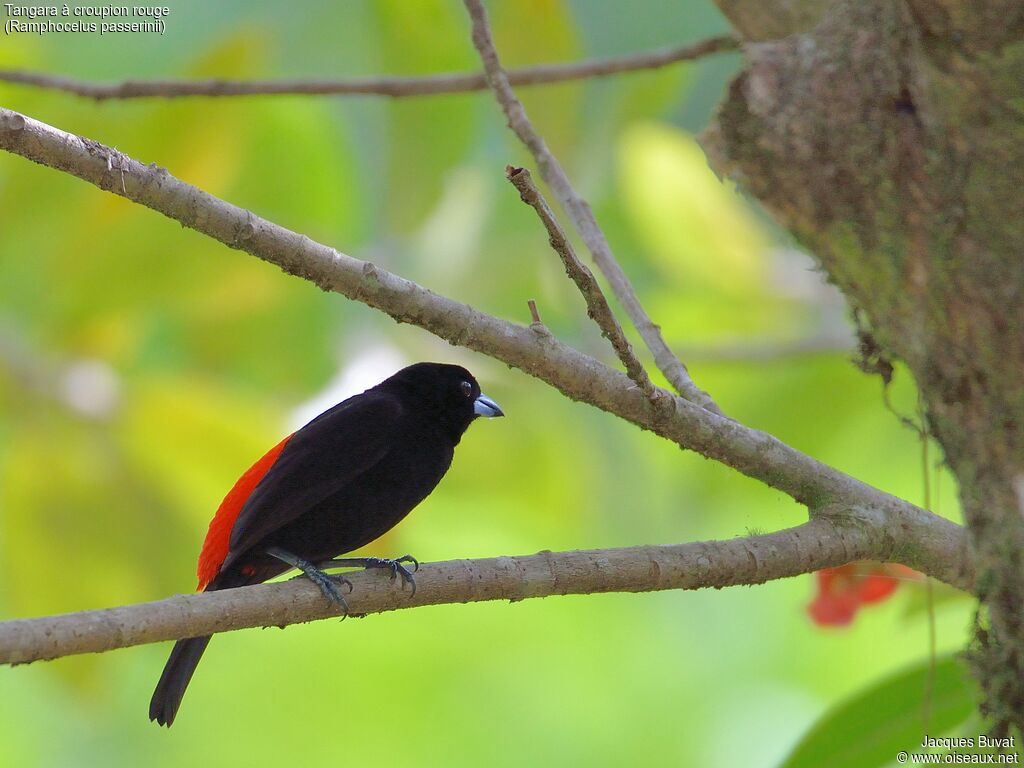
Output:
0 1 981 765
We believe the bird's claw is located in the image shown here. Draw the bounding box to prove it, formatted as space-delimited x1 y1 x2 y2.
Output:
297 568 350 616
366 555 418 597
329 573 355 594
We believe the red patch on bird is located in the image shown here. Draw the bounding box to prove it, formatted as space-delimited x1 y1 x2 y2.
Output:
196 434 293 590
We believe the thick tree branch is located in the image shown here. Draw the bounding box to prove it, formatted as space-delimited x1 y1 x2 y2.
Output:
0 106 973 594
506 165 655 398
0 518 931 665
463 0 722 416
707 0 1024 731
0 36 738 100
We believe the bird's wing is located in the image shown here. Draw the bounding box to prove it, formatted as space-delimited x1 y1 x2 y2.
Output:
222 390 405 567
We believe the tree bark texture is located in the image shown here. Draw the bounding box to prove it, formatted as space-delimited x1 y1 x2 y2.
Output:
705 0 1024 733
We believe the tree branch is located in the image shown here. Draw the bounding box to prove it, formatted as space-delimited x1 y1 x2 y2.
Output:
706 0 1024 731
462 0 722 415
506 165 655 398
0 518 922 665
0 106 973 594
0 36 738 100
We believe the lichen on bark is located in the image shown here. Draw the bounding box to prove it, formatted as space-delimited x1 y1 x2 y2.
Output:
705 0 1024 734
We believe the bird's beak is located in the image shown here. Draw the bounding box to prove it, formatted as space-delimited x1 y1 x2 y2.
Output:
473 393 504 418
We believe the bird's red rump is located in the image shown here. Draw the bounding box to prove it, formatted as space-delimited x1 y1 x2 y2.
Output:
196 433 294 590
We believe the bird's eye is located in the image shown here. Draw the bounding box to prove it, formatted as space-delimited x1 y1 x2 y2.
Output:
460 381 473 398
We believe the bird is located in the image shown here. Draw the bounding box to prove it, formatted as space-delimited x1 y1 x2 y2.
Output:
149 362 503 727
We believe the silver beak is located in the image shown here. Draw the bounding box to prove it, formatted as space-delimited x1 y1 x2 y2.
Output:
473 393 504 418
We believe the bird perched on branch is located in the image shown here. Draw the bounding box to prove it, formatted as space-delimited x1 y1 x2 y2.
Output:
149 362 503 726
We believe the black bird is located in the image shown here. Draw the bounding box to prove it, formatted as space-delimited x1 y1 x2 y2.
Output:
149 362 503 726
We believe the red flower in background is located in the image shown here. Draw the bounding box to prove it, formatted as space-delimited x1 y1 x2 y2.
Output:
808 562 922 626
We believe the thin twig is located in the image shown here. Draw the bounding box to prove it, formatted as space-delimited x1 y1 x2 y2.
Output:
0 518 962 665
508 165 655 397
463 0 723 416
527 299 542 324
0 36 738 101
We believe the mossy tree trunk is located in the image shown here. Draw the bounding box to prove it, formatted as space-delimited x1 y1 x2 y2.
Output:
704 0 1024 734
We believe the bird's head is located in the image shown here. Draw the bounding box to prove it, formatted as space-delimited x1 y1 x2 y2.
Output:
384 362 503 442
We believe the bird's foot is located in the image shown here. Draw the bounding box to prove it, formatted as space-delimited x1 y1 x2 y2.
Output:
366 555 419 595
317 554 419 597
303 568 352 612
266 546 351 615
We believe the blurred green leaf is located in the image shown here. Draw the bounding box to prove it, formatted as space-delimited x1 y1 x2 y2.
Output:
491 0 581 156
779 656 979 768
619 122 768 293
374 0 479 230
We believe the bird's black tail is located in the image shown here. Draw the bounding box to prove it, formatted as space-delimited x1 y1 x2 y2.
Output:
149 635 212 727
